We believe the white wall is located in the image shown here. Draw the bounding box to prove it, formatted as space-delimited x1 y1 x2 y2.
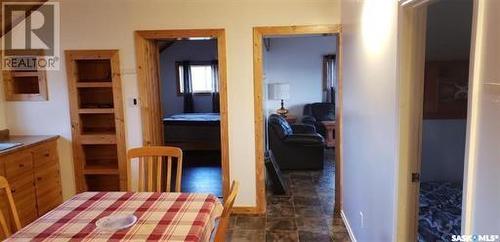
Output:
341 0 399 241
159 39 217 117
263 36 336 119
421 120 466 182
1 0 340 206
464 0 500 234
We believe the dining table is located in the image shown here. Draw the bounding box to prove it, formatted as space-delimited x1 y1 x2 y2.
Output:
6 192 223 241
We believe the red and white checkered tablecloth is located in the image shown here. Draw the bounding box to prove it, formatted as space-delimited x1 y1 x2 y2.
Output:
7 192 223 242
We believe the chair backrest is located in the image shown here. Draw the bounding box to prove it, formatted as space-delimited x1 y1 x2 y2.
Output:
303 102 335 121
0 176 21 237
127 146 183 192
214 181 239 242
268 114 293 139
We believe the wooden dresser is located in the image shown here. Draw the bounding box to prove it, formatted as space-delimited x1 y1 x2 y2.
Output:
0 136 62 237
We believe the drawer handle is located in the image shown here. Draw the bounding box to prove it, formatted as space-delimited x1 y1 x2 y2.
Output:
44 153 50 157
19 164 25 168
37 177 43 181
11 189 16 193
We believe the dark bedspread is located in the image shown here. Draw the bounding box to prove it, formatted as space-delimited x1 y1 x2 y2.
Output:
163 113 220 123
163 113 221 151
418 182 462 242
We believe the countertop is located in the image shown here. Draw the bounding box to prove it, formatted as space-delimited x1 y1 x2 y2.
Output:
0 135 59 156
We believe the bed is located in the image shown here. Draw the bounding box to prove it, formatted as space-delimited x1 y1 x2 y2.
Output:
163 113 221 151
418 182 463 242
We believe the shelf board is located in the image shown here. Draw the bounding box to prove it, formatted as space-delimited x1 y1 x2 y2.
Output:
84 167 119 175
78 108 115 114
10 71 41 77
76 82 113 88
80 134 116 144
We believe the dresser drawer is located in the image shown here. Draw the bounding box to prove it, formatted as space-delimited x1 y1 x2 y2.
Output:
37 186 62 216
34 162 62 216
4 151 33 179
34 162 60 185
33 142 58 168
9 173 34 193
11 180 37 226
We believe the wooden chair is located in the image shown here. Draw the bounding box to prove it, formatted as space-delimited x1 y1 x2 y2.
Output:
0 176 21 237
214 181 239 242
127 146 183 192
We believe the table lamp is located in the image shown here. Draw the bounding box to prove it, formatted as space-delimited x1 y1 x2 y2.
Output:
268 83 290 116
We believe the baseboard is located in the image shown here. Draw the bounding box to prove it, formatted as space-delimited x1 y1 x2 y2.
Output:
341 210 357 242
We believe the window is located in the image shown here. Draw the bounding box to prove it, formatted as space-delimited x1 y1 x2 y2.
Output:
177 62 217 94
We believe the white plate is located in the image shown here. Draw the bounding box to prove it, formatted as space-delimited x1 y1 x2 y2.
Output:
96 214 137 231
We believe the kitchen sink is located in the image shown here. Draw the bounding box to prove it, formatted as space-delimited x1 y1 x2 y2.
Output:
0 142 23 151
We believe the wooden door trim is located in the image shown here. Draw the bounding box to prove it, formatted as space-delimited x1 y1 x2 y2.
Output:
253 25 343 214
134 29 230 200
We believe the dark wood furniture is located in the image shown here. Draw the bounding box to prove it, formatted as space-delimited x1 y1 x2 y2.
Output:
284 115 297 124
65 50 127 192
0 136 61 240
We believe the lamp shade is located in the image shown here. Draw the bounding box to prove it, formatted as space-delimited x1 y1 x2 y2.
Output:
268 83 290 100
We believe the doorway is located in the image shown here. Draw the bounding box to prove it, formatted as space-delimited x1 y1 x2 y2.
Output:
158 38 222 197
253 25 343 214
417 1 473 241
134 29 230 199
397 1 475 241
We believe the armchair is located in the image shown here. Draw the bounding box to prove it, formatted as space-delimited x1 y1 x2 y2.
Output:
302 102 335 138
268 114 325 170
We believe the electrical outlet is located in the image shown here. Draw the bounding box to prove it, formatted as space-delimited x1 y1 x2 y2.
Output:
359 211 364 229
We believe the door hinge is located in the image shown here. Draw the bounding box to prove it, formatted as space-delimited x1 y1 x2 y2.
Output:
412 172 420 183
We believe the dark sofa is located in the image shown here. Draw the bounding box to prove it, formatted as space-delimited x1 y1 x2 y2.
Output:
302 102 335 138
268 114 325 170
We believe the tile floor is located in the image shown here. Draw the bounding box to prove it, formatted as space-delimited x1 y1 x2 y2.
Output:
226 149 351 242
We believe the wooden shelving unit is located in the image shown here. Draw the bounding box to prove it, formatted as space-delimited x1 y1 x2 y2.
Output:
2 50 48 101
65 50 127 192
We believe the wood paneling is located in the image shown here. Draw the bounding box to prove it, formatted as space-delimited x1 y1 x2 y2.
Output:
253 25 343 215
135 29 231 202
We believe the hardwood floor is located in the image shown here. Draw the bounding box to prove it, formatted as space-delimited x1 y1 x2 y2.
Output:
181 151 223 198
227 149 351 242
182 165 222 197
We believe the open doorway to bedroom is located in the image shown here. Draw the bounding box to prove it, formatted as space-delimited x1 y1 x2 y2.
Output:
417 1 473 241
134 29 229 200
158 38 223 197
397 1 474 241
